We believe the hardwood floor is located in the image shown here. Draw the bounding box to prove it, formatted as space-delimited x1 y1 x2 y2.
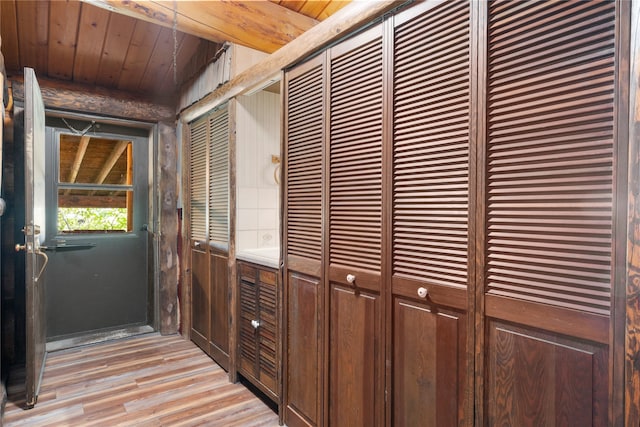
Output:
3 334 279 426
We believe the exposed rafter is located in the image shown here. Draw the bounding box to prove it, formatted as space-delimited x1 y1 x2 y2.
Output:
93 140 129 187
82 0 319 53
64 134 91 196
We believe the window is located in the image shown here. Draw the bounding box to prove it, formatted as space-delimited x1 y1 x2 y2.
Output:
57 134 134 233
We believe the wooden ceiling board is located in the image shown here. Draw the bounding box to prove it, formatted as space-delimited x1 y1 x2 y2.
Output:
298 2 333 20
96 13 137 88
73 4 111 85
316 0 350 20
17 1 49 74
116 20 161 92
1 2 20 69
48 1 81 81
138 27 179 94
2 0 351 107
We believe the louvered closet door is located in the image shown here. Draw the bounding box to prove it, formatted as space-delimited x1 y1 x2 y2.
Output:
485 2 615 425
284 54 325 427
189 117 210 352
207 107 230 369
328 24 383 427
391 1 471 425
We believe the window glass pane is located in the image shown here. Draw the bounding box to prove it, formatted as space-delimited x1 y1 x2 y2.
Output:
59 134 132 185
57 189 133 233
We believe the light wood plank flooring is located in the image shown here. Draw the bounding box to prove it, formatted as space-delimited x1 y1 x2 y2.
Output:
3 334 279 426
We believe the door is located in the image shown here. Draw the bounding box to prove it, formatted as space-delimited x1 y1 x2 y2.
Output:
390 1 472 424
327 24 384 427
482 1 615 424
43 120 150 343
20 67 47 408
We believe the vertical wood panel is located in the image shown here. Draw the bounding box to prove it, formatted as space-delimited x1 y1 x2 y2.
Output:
209 251 229 370
16 1 48 75
190 248 209 350
117 21 161 92
96 13 136 88
393 299 463 426
329 286 379 427
73 4 110 85
487 322 608 426
47 1 80 81
286 272 319 425
158 122 178 334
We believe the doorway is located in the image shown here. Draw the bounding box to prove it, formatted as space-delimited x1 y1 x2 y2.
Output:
42 117 153 349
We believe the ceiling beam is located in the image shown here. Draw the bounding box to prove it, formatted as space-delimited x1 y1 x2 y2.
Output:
180 0 405 122
94 140 129 185
82 0 319 53
64 134 91 196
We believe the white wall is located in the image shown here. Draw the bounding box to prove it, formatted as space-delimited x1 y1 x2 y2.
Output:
236 90 281 252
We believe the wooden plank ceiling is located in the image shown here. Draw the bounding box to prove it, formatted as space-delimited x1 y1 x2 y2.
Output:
0 0 349 105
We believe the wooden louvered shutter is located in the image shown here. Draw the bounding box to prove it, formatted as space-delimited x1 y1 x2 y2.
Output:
286 59 324 265
208 107 229 246
283 54 325 427
189 117 208 241
391 1 471 425
484 2 614 425
329 29 383 277
328 24 384 427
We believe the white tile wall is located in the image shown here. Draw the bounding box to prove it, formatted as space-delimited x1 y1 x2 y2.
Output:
236 90 281 253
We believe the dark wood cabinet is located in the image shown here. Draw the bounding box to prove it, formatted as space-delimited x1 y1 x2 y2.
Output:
283 0 626 425
190 245 230 371
238 260 279 402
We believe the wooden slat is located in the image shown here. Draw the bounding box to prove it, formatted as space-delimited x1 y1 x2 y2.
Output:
3 334 278 426
95 12 136 88
16 1 49 75
208 107 230 244
392 0 470 289
138 27 177 94
0 1 20 68
116 20 161 92
486 0 616 315
47 1 81 81
286 57 324 262
189 117 208 241
73 3 110 85
329 26 383 273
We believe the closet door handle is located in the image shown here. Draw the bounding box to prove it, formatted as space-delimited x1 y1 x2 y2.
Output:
417 287 428 298
251 319 260 329
346 274 356 284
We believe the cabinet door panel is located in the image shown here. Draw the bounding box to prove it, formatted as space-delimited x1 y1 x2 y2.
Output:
286 272 320 425
258 279 278 393
329 285 380 427
209 251 229 370
484 1 616 423
391 1 472 423
190 247 209 352
393 298 465 426
238 273 257 376
487 321 608 426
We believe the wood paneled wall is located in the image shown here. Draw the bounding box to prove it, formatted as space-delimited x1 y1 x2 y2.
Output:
283 1 633 425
